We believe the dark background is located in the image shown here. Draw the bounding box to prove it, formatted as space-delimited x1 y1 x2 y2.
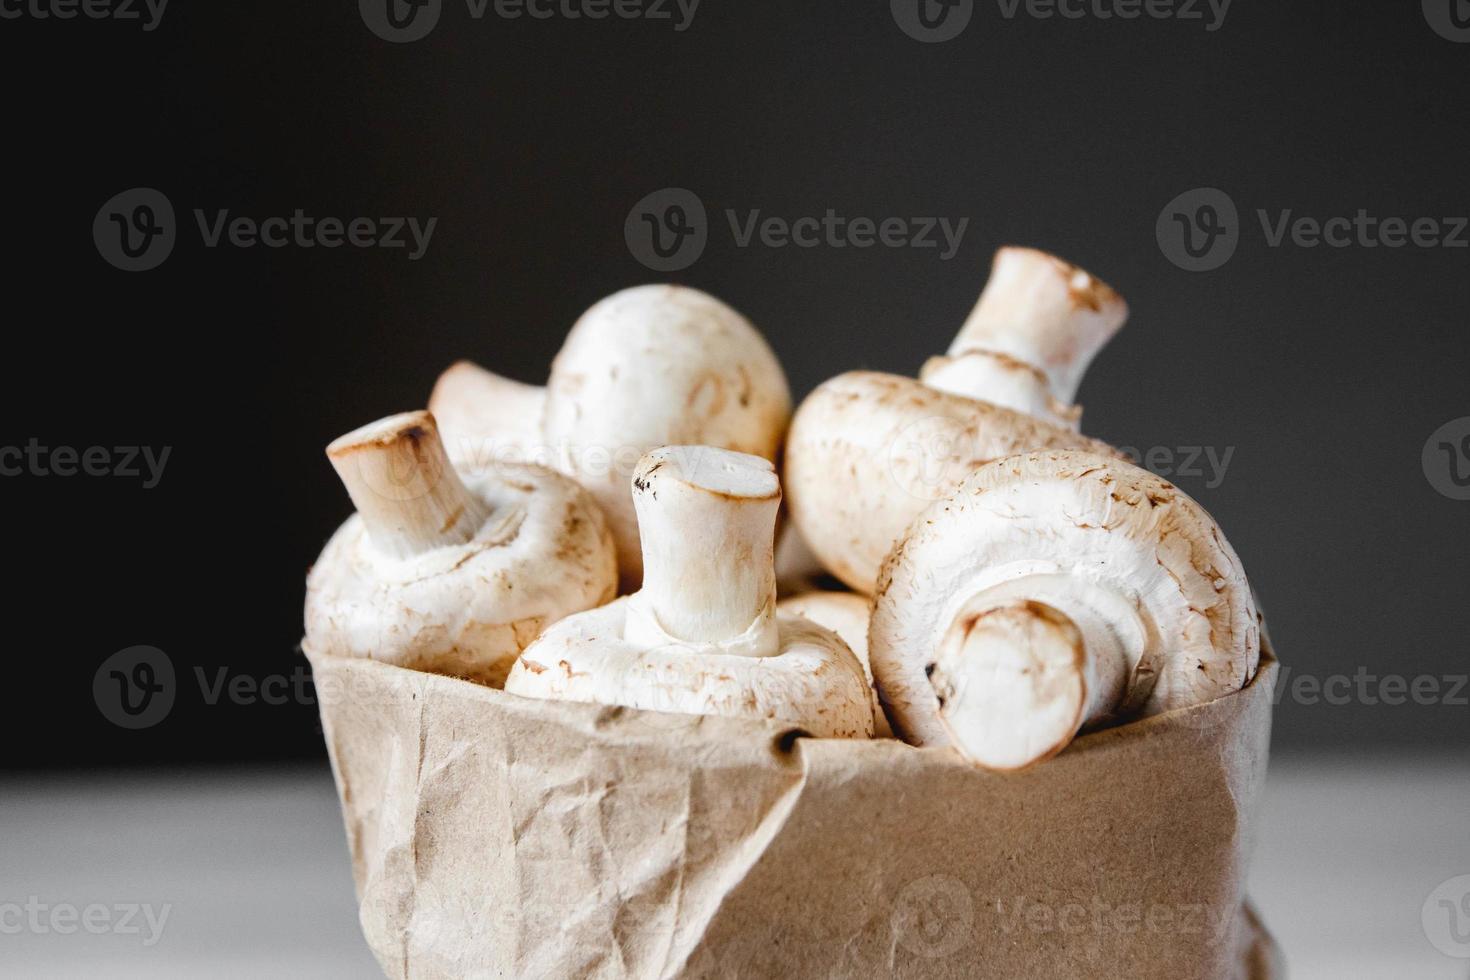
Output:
2 1 1465 768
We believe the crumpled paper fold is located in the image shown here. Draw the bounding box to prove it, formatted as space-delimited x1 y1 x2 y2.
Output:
310 646 1279 979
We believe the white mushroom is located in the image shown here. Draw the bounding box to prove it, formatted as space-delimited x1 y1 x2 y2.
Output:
304 410 618 687
773 521 834 596
869 450 1260 770
777 591 893 738
919 246 1128 429
784 246 1127 594
505 447 874 739
430 285 792 589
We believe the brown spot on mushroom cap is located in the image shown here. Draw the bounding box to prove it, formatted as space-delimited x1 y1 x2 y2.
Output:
439 506 465 534
686 374 728 417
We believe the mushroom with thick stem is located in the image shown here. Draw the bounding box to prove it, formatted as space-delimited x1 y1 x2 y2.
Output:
777 590 893 738
784 246 1128 595
505 447 874 739
869 450 1260 770
430 285 792 590
304 410 619 687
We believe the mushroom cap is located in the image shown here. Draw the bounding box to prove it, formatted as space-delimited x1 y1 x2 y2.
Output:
778 591 872 667
543 286 791 587
505 600 875 739
777 590 894 738
870 450 1259 749
784 372 1119 594
305 462 618 687
437 285 792 590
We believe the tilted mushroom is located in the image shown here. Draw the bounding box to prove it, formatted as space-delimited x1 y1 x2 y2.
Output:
784 246 1128 594
505 447 874 739
430 285 792 589
869 450 1260 770
304 411 619 687
777 590 893 738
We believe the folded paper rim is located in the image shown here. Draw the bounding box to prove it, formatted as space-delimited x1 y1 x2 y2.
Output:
305 641 1277 771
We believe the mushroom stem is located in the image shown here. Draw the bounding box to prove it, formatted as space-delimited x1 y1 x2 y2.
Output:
628 447 781 656
326 411 490 560
922 247 1127 425
428 361 547 470
928 574 1142 770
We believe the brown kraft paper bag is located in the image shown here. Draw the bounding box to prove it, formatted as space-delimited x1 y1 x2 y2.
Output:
308 644 1281 979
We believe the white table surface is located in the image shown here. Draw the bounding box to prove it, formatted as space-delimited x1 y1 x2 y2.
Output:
2 752 1466 979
